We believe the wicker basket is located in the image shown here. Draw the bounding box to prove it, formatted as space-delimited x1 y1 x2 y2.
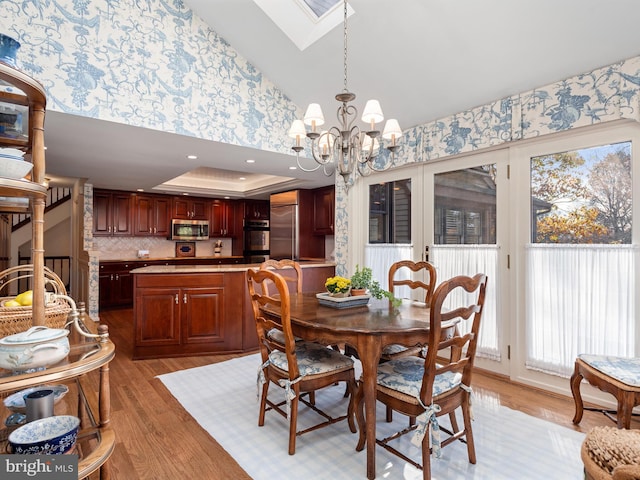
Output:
0 265 72 336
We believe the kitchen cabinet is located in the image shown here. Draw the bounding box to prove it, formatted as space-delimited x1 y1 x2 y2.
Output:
133 271 244 359
172 197 209 220
134 193 170 237
93 189 133 236
210 199 237 237
313 185 335 235
99 258 245 309
243 199 269 220
99 262 135 308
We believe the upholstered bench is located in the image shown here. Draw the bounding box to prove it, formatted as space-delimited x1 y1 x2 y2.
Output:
570 355 640 429
581 426 640 480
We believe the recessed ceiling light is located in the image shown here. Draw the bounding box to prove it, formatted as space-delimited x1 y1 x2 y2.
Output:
289 166 297 170
137 188 144 192
246 159 255 163
182 192 189 195
187 154 198 159
224 196 230 199
239 177 246 181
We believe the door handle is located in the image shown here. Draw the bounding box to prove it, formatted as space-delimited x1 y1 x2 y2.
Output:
175 294 178 304
183 293 187 304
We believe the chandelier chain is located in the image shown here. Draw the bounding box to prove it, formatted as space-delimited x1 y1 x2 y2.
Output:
343 0 348 93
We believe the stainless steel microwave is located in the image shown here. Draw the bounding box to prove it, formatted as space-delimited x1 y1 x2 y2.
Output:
170 219 209 240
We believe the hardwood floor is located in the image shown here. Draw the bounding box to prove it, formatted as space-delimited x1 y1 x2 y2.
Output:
94 308 636 479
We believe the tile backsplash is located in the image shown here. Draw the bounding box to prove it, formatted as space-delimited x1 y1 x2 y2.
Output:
95 237 233 260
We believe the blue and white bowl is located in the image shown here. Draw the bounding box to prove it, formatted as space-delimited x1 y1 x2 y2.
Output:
4 384 69 413
9 415 80 455
0 34 20 67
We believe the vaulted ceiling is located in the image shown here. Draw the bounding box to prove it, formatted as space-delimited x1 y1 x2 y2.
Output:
44 0 640 197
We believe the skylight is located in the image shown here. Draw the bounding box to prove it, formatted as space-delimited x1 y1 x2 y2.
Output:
302 0 340 19
253 0 353 51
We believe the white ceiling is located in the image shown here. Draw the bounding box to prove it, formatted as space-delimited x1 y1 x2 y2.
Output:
43 0 640 197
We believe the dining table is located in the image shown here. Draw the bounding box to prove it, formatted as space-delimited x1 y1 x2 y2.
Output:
262 292 440 480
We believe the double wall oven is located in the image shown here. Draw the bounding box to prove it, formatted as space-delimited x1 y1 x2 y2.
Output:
243 219 269 263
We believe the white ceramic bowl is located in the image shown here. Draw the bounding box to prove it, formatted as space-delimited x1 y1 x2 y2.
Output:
0 326 70 371
9 415 80 455
0 156 32 179
3 384 69 413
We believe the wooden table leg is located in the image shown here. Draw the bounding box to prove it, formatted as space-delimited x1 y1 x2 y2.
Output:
356 337 382 480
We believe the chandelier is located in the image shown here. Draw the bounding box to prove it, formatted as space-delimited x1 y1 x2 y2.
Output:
288 0 402 185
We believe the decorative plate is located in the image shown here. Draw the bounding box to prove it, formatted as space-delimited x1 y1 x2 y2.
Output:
316 292 371 309
4 384 69 413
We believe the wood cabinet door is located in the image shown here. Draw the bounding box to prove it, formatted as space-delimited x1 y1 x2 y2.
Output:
181 287 225 345
134 195 154 235
115 270 134 305
191 199 209 220
172 198 191 219
154 197 171 236
93 191 112 236
112 192 133 235
210 200 226 236
135 288 181 347
313 186 335 235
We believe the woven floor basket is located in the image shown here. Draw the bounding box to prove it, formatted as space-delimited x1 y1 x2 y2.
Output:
0 265 71 336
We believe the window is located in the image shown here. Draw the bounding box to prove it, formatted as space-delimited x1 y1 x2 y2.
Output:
531 141 632 244
434 166 497 244
369 179 411 243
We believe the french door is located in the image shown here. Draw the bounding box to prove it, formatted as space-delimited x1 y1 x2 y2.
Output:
422 149 510 375
511 123 640 395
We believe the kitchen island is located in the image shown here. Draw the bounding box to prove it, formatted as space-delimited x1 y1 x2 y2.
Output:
131 262 335 359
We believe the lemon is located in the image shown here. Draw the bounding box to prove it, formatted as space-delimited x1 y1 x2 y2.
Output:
3 299 21 307
15 290 33 306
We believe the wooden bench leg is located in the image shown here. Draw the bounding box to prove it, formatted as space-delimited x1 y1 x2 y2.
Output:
617 392 633 429
570 362 585 425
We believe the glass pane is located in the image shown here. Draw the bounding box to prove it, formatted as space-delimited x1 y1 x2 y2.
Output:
434 165 496 244
530 141 632 244
368 179 411 244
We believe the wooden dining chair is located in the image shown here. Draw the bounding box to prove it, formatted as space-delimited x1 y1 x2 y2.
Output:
247 268 357 455
259 259 304 345
381 260 437 361
354 273 488 480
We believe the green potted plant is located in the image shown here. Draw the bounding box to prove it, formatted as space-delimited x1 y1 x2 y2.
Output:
350 265 400 306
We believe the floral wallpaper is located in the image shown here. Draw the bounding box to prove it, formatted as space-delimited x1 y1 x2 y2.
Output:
4 0 640 284
0 0 300 155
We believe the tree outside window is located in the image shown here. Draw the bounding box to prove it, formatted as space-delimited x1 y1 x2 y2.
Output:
531 141 631 244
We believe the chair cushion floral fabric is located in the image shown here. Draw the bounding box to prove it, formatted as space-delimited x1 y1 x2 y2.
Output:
376 356 462 400
579 355 640 388
269 341 354 376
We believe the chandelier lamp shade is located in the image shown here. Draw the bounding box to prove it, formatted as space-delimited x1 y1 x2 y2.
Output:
288 0 402 186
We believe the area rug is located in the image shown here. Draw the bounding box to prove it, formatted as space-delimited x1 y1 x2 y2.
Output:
158 354 585 479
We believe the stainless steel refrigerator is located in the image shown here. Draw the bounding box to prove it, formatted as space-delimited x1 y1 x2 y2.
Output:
270 201 298 260
269 189 325 260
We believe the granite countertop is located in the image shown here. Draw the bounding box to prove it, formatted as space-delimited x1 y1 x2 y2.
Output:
100 256 244 263
131 261 336 274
